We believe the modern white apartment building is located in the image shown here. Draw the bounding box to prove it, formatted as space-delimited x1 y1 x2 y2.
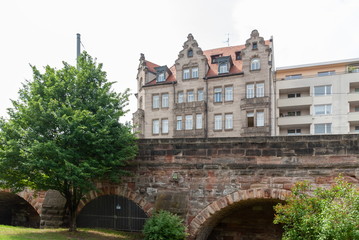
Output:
275 59 359 135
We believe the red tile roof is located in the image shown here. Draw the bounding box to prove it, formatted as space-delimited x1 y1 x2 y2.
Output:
143 40 270 85
203 45 245 77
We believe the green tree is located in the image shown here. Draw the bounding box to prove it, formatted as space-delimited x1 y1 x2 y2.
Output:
0 53 138 231
274 177 359 240
143 210 187 240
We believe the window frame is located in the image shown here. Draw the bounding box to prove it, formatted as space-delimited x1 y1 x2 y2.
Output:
256 111 264 127
176 116 182 130
197 89 204 101
152 95 160 109
247 112 254 127
196 114 203 129
314 85 332 96
152 119 160 134
225 113 233 130
161 93 169 108
187 90 194 102
219 62 229 74
246 84 255 99
185 115 193 130
214 114 222 130
161 119 169 134
314 104 332 115
191 67 199 78
250 58 260 71
214 87 222 103
178 91 184 103
314 123 332 134
157 72 165 82
183 69 190 80
256 83 264 98
224 86 233 102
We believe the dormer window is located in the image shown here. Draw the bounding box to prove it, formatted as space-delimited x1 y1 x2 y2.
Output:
157 72 165 82
235 51 242 60
252 42 258 50
211 54 222 63
187 49 193 57
216 56 232 74
250 58 260 71
219 62 228 74
154 66 170 83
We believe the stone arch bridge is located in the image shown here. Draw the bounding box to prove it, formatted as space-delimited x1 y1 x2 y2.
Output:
1 134 359 240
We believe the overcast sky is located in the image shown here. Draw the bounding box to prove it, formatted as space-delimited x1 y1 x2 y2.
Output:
1 0 358 122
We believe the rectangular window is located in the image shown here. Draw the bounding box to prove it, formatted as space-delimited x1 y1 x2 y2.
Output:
247 112 254 127
288 129 301 135
256 83 264 97
318 71 336 77
183 69 190 80
288 93 301 98
355 106 359 112
219 63 228 74
287 111 301 116
314 85 332 96
314 123 332 134
235 51 241 60
197 89 204 101
192 67 199 78
285 74 302 80
152 120 159 134
178 91 184 103
214 87 222 102
153 95 159 108
314 104 332 115
162 119 169 134
196 114 203 129
355 126 359 132
214 115 222 130
157 72 165 82
225 86 233 101
246 84 254 98
187 90 194 102
161 93 169 108
176 116 182 130
252 42 258 50
185 115 193 130
256 111 264 127
225 114 233 129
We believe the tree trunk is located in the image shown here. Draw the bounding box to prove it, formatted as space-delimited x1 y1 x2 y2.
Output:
69 209 77 232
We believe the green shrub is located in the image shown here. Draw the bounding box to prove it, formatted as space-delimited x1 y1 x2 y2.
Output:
143 210 187 240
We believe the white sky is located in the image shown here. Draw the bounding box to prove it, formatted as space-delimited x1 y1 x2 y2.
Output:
1 0 358 123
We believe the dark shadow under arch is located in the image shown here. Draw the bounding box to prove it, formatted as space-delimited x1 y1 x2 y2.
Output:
77 194 148 232
0 192 40 228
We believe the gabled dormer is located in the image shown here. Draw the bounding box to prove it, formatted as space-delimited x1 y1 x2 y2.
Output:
154 66 171 83
175 33 208 82
136 53 159 86
216 56 233 74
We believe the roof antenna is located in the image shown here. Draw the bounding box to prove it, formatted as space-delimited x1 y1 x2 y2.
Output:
223 33 230 47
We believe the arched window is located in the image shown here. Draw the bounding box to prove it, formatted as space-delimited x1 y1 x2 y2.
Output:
251 58 260 71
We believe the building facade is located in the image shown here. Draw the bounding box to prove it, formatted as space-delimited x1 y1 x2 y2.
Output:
133 30 274 138
133 30 359 138
275 59 359 135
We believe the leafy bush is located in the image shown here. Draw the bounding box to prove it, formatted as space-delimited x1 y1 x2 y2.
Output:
143 210 187 240
274 177 359 240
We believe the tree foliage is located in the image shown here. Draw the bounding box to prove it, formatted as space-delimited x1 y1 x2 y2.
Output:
274 177 359 240
0 52 138 231
143 210 187 240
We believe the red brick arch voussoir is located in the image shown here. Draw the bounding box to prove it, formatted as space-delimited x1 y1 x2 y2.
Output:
188 188 291 239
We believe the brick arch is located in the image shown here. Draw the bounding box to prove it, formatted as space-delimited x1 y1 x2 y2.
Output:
0 189 46 215
188 188 291 240
77 184 153 216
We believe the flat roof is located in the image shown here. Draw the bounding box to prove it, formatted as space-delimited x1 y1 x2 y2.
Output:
276 58 359 71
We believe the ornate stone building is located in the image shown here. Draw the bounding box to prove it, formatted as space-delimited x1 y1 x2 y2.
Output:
133 30 274 138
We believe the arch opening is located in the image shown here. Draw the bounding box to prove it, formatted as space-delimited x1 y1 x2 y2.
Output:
205 199 284 240
0 192 40 228
77 194 148 232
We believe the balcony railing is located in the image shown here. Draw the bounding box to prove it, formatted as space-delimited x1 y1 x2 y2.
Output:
277 96 312 108
276 70 359 81
277 115 312 126
240 96 270 109
242 126 270 136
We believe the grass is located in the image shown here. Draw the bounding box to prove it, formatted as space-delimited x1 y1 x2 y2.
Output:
0 225 143 240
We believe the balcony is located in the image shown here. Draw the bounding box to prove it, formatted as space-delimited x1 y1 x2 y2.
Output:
242 126 270 136
174 101 206 114
277 96 312 108
348 112 359 122
348 93 359 102
277 115 312 126
240 96 270 109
